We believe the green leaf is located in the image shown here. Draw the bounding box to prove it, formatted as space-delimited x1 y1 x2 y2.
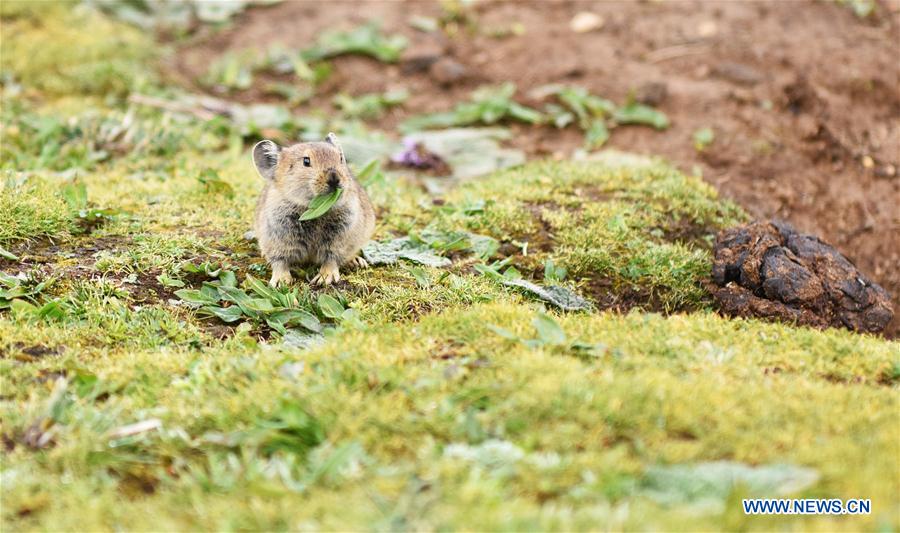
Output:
197 169 235 198
613 102 670 130
37 300 67 320
245 298 276 313
175 289 220 307
0 245 18 261
507 103 544 124
218 270 237 288
585 120 610 150
304 23 408 63
299 188 343 221
403 265 431 288
693 127 715 151
201 305 244 323
317 294 344 319
156 273 185 288
61 182 88 209
532 313 567 346
10 298 38 316
270 309 322 333
218 286 257 317
245 274 280 302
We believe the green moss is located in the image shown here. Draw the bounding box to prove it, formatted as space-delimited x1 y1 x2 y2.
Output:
0 2 156 97
425 156 746 310
2 303 896 531
0 178 75 244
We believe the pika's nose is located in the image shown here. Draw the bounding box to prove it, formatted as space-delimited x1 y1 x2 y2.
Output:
326 169 340 190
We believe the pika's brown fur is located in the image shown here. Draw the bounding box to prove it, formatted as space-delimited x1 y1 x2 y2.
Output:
252 134 375 286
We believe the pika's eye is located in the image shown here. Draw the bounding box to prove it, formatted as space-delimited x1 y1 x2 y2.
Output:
303 156 311 167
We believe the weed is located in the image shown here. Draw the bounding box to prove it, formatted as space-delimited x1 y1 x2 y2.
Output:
402 83 543 131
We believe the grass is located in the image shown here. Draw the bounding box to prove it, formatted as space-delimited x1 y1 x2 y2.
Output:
0 1 155 98
1 4 898 532
2 304 897 530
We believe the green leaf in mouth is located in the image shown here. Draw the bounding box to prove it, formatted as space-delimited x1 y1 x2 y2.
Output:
298 188 343 221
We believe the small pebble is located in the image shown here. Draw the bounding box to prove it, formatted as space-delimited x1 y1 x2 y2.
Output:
570 12 605 33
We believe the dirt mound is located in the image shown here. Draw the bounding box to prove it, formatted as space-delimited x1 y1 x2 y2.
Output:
711 221 893 333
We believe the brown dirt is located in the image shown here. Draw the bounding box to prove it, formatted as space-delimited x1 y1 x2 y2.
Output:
171 0 900 334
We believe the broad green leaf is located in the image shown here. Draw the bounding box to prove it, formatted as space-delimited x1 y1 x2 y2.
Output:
156 273 185 288
37 301 67 320
201 305 244 323
0 245 18 261
613 102 670 130
175 289 220 307
218 286 257 317
10 298 38 316
245 298 276 313
585 120 610 150
270 309 322 333
266 318 288 335
532 313 567 346
245 274 280 302
299 188 343 221
218 270 237 288
317 294 344 319
200 283 221 301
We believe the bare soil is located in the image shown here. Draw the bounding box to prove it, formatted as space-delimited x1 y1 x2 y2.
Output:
171 0 900 334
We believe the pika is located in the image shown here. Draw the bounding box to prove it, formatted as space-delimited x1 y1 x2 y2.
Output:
251 133 375 287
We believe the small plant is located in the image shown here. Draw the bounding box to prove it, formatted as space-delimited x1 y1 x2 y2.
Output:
196 169 235 198
401 83 543 131
333 89 408 119
303 23 408 63
543 258 567 283
534 85 669 150
693 127 715 152
488 311 606 358
175 266 363 336
60 182 122 231
613 101 670 130
0 272 67 320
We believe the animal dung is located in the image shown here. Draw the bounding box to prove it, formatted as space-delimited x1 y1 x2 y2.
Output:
710 220 894 333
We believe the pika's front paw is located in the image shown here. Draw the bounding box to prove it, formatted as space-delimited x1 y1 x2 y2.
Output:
350 256 369 269
269 270 293 287
311 263 341 286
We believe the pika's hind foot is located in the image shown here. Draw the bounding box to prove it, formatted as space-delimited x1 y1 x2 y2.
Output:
350 256 369 269
269 261 293 287
312 262 341 286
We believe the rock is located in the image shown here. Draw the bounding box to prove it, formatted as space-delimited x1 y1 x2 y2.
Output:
429 57 469 86
711 221 894 333
713 62 763 86
570 12 605 33
635 81 669 106
400 39 445 74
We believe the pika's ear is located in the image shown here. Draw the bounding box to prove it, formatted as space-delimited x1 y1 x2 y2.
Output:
325 132 346 164
252 140 281 180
